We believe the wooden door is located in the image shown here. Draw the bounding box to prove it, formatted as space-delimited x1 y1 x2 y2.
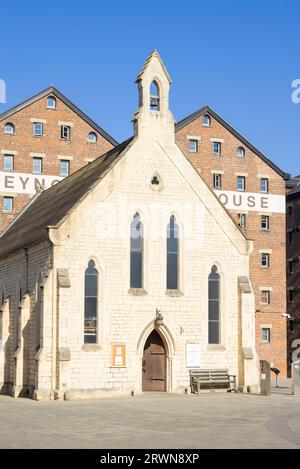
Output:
142 330 166 391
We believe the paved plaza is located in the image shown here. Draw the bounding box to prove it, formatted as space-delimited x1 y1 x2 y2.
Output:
0 384 299 449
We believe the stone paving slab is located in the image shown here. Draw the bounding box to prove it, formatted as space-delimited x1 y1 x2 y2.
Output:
0 392 300 449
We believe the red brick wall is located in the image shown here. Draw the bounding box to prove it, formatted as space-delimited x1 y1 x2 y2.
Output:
286 195 300 375
176 114 287 375
0 93 114 230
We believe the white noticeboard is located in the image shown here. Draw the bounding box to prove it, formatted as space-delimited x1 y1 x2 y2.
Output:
186 343 201 368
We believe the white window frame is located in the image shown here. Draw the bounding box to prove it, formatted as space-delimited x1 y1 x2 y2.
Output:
61 125 70 140
189 139 198 153
236 146 245 157
237 176 246 191
261 290 271 305
212 141 221 155
203 114 211 127
3 196 13 212
237 213 246 229
261 178 269 193
3 154 14 172
33 122 43 136
261 215 270 231
4 123 14 134
32 157 42 175
46 96 56 109
88 132 97 143
262 328 271 343
213 173 222 189
261 253 270 268
60 159 70 177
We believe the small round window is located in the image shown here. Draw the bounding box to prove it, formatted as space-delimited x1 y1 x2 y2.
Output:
237 146 245 157
88 132 97 143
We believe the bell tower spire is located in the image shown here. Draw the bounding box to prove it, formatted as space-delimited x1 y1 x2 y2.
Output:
133 50 175 141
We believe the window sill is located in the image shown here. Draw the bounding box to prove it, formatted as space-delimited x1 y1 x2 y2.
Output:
81 344 101 352
2 211 13 214
33 135 44 138
128 288 147 296
207 344 225 351
165 289 184 297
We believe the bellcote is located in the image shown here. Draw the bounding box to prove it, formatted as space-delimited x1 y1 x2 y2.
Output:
133 50 175 141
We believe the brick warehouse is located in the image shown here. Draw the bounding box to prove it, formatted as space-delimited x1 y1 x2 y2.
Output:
286 179 300 375
0 87 117 231
0 50 289 385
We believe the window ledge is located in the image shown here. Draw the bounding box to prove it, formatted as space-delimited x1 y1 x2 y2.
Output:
128 288 148 296
81 344 101 352
207 344 225 351
165 289 184 297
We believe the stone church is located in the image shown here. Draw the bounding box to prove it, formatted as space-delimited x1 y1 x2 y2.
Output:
0 51 260 399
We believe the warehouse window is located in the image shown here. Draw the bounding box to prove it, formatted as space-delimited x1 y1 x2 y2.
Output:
203 114 211 127
212 142 221 155
46 96 56 109
3 154 14 171
262 328 271 343
261 290 271 305
261 215 270 231
261 178 269 193
130 212 144 289
60 159 70 177
61 125 70 140
189 139 198 153
237 176 246 191
33 122 43 136
4 122 14 134
261 253 270 268
166 215 179 290
213 173 222 189
237 146 245 158
88 132 97 143
3 196 13 212
32 157 42 175
208 265 220 344
84 260 98 344
237 213 246 229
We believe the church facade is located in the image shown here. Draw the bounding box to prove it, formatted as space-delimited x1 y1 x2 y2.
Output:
0 52 260 399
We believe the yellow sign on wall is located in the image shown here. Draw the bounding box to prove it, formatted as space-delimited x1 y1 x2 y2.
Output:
112 344 126 367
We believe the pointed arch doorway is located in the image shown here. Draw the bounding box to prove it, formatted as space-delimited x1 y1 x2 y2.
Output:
142 330 166 391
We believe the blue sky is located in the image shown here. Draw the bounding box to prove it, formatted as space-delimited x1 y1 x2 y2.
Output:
1 0 299 175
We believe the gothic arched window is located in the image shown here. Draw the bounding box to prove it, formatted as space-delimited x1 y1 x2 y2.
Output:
150 81 160 111
167 215 179 290
130 213 144 289
208 265 220 344
84 260 98 344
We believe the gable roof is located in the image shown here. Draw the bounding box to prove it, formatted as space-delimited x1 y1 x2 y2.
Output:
0 138 133 258
136 49 172 84
175 105 290 180
0 86 118 147
287 183 300 200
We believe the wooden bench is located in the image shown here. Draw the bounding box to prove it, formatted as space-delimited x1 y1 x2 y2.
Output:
190 369 237 394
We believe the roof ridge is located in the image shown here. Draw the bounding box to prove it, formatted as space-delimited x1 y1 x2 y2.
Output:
175 105 290 180
0 86 118 146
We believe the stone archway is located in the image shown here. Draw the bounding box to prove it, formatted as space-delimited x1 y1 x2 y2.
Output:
137 320 176 392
